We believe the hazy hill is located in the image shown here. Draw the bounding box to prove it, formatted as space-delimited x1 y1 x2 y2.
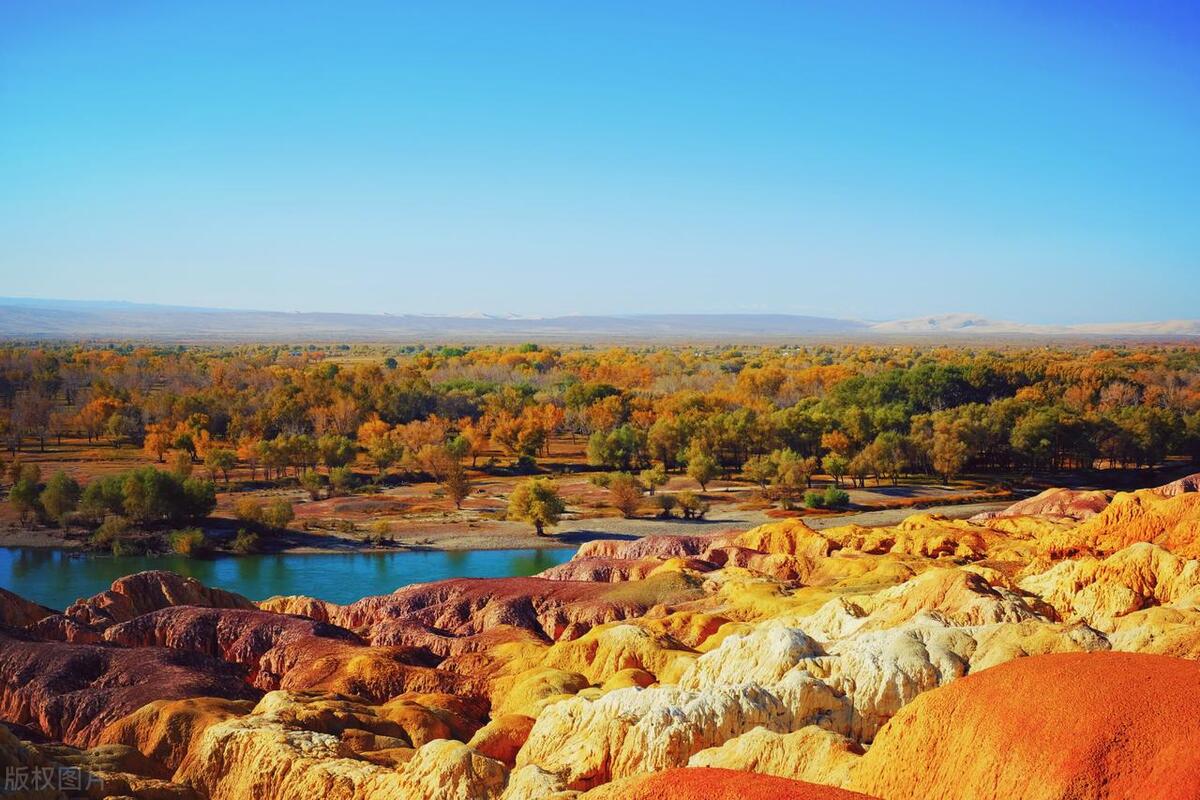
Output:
0 298 1194 341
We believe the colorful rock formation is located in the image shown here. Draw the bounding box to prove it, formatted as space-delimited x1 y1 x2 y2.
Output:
4 474 1200 798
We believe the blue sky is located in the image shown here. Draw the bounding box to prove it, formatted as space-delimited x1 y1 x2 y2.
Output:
1 1 1197 322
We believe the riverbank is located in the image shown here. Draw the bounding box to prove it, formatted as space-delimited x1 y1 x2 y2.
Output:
0 498 1013 555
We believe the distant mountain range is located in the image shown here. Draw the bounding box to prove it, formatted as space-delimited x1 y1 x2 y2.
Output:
0 298 1195 341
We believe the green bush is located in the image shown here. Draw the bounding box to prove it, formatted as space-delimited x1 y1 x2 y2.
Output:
823 487 850 507
111 537 147 556
169 528 211 556
260 499 295 530
231 528 261 554
328 467 356 494
654 493 678 518
803 490 826 509
91 515 130 549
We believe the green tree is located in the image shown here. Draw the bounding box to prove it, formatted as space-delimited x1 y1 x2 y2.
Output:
742 454 777 489
205 448 237 485
508 478 566 536
822 453 848 487
676 490 708 520
299 469 325 500
318 435 357 470
686 448 720 491
639 464 668 495
39 470 80 524
9 477 41 523
587 424 647 472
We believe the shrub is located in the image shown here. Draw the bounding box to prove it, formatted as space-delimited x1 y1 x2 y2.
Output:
260 499 295 530
803 490 826 509
823 487 851 508
233 497 264 523
676 490 708 520
169 528 210 556
111 537 147 556
608 472 644 518
299 469 324 500
231 528 261 554
91 515 130 549
329 467 356 494
234 497 293 529
654 493 678 518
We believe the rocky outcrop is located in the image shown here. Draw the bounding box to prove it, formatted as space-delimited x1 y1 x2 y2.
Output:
330 574 706 642
0 588 54 628
688 726 863 786
102 606 366 690
176 703 506 800
539 556 715 583
62 571 255 630
1018 542 1200 629
579 768 876 799
1047 489 1200 558
847 652 1200 800
0 627 259 747
97 696 256 772
1151 472 1200 498
515 678 846 792
970 487 1113 522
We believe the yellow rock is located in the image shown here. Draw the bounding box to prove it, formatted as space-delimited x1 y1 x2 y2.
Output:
687 725 863 786
97 696 255 772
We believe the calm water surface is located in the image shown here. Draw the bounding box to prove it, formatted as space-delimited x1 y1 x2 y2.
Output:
0 546 575 610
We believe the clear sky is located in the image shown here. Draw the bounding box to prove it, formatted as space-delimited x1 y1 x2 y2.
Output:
1 1 1197 322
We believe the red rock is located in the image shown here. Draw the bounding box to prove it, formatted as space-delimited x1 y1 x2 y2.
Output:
0 627 259 747
574 532 734 561
365 620 545 655
101 606 366 690
1152 472 1200 498
25 614 104 643
62 571 255 630
538 556 715 583
849 651 1200 800
582 767 876 799
970 487 1113 522
0 588 54 628
330 574 705 642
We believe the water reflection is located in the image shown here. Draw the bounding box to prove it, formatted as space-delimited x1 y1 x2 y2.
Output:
0 546 576 610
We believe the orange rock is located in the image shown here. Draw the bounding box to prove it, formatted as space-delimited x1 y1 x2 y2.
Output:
0 587 54 628
849 652 1200 800
467 713 535 767
580 767 877 799
98 696 255 772
1051 490 1200 558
